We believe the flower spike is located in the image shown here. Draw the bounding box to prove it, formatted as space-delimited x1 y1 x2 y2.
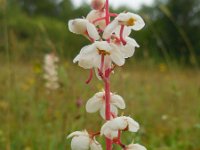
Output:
67 0 147 149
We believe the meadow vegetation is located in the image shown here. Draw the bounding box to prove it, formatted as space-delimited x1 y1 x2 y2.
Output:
0 59 200 149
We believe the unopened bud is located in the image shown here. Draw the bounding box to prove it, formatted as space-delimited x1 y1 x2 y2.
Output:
91 0 105 10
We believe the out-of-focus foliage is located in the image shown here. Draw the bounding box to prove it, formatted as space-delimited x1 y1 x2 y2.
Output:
138 0 200 65
0 0 200 65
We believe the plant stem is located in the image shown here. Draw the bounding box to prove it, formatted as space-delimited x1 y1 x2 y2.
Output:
105 76 112 150
105 0 112 149
105 0 110 25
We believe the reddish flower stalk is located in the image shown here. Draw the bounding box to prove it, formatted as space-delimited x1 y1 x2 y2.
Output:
68 0 147 149
104 75 112 150
105 0 110 25
120 25 127 45
109 13 118 17
93 17 106 24
100 54 105 72
85 31 94 42
104 0 112 149
85 69 93 84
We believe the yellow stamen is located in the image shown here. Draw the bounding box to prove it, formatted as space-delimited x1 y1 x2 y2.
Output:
126 18 136 26
98 49 110 55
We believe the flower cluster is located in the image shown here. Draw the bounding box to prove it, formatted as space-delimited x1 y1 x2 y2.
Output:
67 0 146 149
43 53 59 90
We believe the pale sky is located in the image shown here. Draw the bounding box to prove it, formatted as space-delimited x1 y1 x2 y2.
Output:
72 0 155 10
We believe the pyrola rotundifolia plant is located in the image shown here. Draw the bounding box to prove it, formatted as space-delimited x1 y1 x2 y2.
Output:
67 0 146 149
43 53 60 91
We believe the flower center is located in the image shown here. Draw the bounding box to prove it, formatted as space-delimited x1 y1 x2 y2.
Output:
98 49 110 55
126 18 136 26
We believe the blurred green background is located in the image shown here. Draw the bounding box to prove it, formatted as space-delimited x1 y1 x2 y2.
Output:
0 0 200 149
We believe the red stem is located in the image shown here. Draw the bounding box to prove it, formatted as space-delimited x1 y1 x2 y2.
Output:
105 74 112 150
93 17 106 24
85 31 94 42
105 0 112 149
100 54 105 73
109 13 118 17
120 25 127 45
85 69 93 84
105 0 110 25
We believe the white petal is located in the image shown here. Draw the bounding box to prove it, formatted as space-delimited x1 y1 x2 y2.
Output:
95 41 112 51
79 44 96 54
94 68 102 80
68 19 87 34
86 21 100 40
77 53 95 69
114 26 131 39
68 131 90 150
90 140 103 150
99 106 106 119
103 20 119 39
71 136 90 150
115 12 145 31
109 117 127 130
86 92 104 113
116 13 131 21
126 117 140 132
126 37 139 47
74 44 97 69
92 54 101 68
73 54 80 63
100 125 118 139
86 10 106 30
102 117 127 131
67 131 88 139
120 37 139 58
99 105 118 120
110 94 126 109
126 143 147 150
104 56 112 70
78 58 94 69
110 44 125 66
129 13 145 31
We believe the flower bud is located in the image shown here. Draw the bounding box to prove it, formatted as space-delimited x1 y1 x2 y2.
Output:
91 0 105 10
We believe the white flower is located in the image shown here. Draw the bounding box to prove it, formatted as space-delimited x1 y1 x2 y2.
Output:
112 26 140 58
43 53 60 90
126 143 147 150
68 18 100 40
67 130 102 150
73 41 125 69
86 10 106 30
100 116 140 139
86 92 126 119
103 12 145 39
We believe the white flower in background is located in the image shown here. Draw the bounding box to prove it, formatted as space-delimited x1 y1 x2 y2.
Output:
86 91 125 119
86 10 106 30
126 143 147 150
103 12 145 39
73 41 125 69
68 18 100 40
67 130 102 150
91 0 105 10
101 116 139 139
43 53 59 90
